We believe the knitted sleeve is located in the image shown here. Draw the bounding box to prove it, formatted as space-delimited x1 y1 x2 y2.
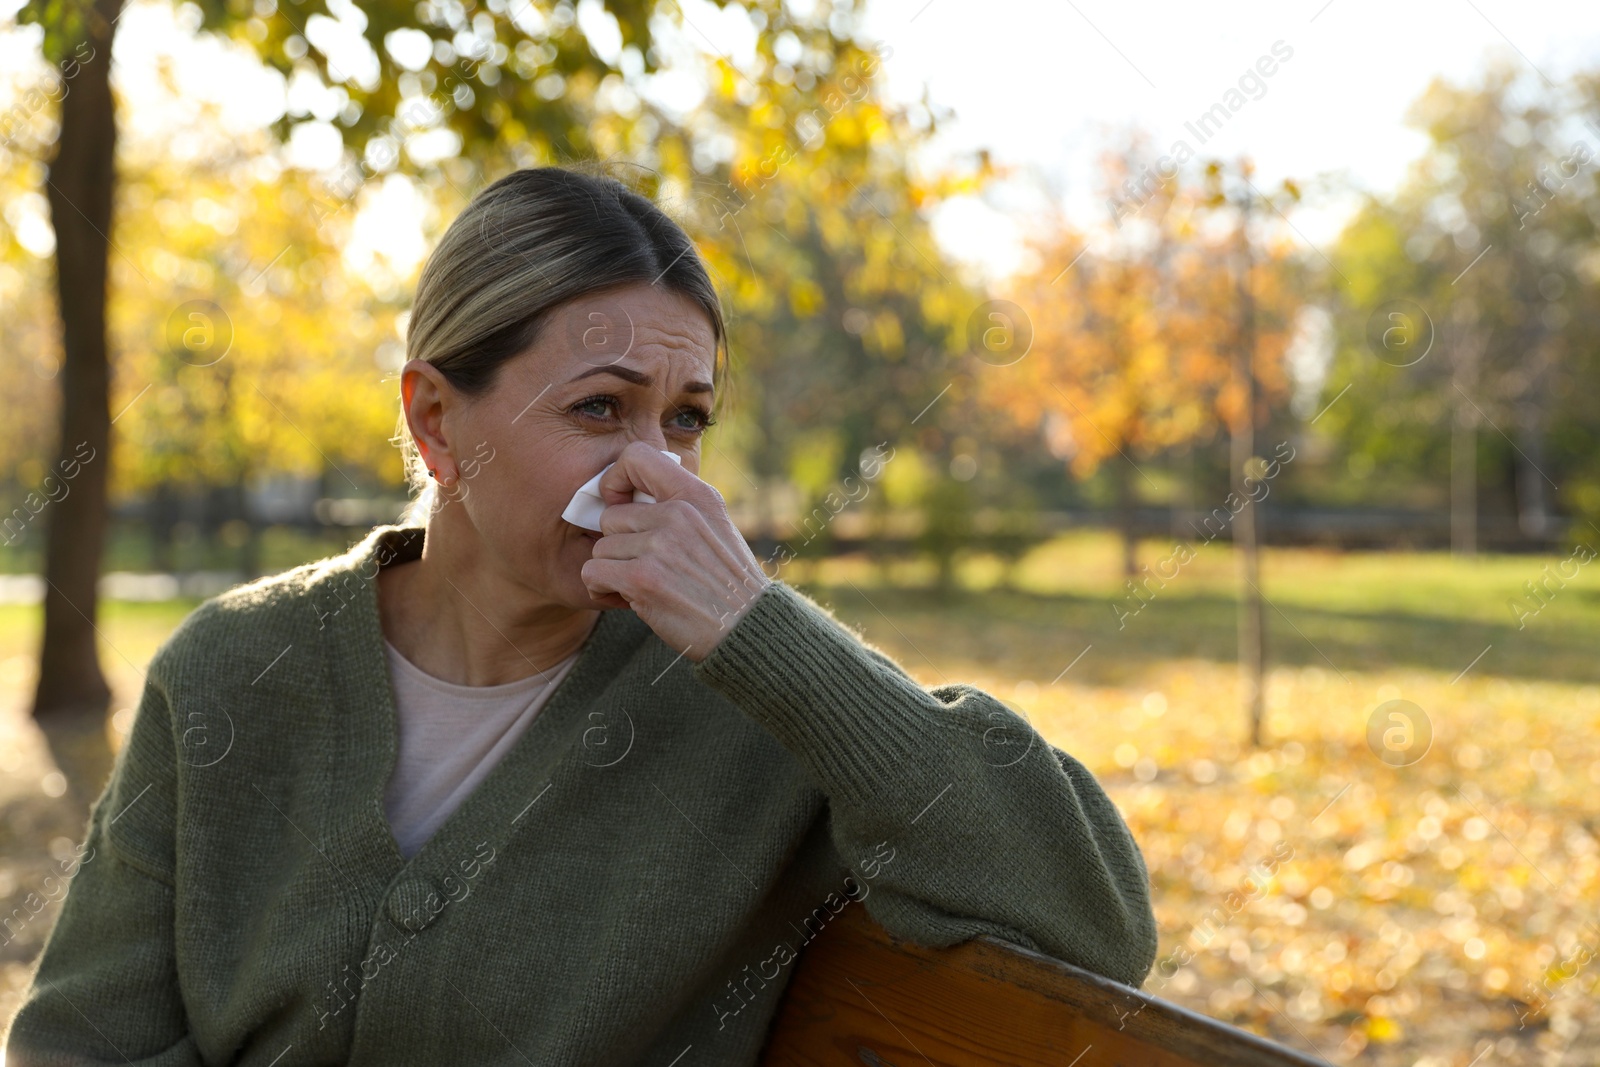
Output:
5 664 202 1066
691 580 1159 988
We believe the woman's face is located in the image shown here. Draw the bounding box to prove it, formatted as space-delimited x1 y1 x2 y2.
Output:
402 282 718 610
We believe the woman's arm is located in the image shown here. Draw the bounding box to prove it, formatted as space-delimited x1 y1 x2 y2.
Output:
6 669 202 1066
691 580 1159 988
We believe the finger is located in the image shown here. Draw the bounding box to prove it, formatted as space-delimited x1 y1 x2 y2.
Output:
580 557 635 601
596 441 694 505
596 501 657 536
598 498 703 535
593 442 660 503
589 530 652 560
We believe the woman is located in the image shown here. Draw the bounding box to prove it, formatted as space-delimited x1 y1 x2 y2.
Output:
7 167 1157 1066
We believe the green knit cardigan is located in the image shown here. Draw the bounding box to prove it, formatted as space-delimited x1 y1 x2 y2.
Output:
6 523 1157 1066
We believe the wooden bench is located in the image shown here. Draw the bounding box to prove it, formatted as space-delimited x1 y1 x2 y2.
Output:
758 903 1329 1066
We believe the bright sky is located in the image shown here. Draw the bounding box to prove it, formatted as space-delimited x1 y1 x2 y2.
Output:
4 0 1600 284
855 0 1600 278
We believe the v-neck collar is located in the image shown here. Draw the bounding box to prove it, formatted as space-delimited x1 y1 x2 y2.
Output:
317 523 650 896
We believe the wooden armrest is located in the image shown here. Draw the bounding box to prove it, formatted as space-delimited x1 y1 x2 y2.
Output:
758 902 1329 1067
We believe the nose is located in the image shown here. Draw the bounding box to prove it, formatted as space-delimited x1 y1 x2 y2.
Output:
626 425 669 453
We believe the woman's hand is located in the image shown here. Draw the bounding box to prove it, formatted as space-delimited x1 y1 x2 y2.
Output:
579 441 772 662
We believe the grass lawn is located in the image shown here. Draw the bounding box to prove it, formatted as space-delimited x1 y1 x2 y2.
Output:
1 530 1597 1065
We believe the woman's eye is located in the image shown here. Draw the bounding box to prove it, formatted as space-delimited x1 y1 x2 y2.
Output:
572 396 712 432
671 408 713 432
573 397 617 420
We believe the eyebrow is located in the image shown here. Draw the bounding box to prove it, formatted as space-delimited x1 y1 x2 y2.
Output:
566 365 713 394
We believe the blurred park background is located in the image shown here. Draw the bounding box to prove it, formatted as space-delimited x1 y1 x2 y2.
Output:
4 0 1600 1063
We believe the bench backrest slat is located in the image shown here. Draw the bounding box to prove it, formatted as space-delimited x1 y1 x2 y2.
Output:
758 903 1330 1067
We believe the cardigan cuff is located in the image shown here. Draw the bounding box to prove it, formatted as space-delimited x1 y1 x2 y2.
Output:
691 580 950 813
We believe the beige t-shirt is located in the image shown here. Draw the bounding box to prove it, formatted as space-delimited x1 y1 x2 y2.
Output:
382 639 582 859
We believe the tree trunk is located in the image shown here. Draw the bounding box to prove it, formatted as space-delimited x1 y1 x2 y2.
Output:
32 0 125 724
1450 298 1481 558
1171 442 1195 543
233 478 262 579
150 479 178 571
1450 415 1478 556
750 405 777 577
1232 183 1266 749
1114 452 1137 578
1513 335 1555 544
870 478 894 586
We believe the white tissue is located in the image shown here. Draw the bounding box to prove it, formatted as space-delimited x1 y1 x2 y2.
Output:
562 448 684 532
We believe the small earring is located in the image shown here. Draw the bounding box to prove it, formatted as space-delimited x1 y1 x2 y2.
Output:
427 468 437 479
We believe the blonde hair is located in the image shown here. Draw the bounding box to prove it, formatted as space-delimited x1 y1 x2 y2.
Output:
394 166 728 527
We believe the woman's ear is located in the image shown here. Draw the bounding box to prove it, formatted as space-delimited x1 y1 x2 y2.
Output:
401 359 460 486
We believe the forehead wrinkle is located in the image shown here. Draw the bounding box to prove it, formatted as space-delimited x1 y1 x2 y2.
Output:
616 322 716 386
561 350 714 404
545 289 715 399
628 317 714 356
